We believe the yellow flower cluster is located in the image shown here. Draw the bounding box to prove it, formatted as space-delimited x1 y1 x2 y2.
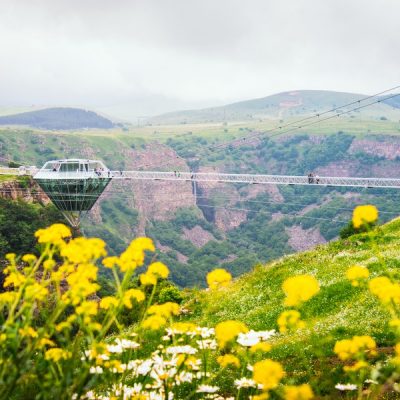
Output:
277 310 305 334
346 265 369 286
343 360 368 372
334 335 376 361
140 261 170 286
61 237 107 264
148 262 169 279
206 268 232 290
170 322 197 334
217 354 240 368
35 223 71 245
284 384 314 400
215 320 248 348
45 348 72 362
352 204 378 228
369 276 400 304
119 237 155 272
123 289 145 308
253 359 285 390
142 302 180 330
282 275 320 307
250 342 272 353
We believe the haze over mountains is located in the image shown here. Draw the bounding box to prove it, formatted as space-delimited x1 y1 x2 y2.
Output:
0 90 398 129
148 90 400 124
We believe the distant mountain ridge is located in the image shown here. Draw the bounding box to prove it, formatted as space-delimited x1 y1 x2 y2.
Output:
149 90 400 125
0 107 114 130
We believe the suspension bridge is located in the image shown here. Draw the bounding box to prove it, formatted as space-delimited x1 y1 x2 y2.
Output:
0 160 399 227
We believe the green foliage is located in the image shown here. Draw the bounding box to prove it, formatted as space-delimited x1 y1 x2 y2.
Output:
158 285 184 304
0 198 65 258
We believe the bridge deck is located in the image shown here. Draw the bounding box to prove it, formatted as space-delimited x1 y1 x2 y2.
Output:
1 167 400 189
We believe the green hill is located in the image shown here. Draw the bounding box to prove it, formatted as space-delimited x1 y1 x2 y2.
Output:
186 218 400 395
149 90 400 124
0 107 115 130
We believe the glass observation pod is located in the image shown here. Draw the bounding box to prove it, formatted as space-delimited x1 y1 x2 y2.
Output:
33 159 112 228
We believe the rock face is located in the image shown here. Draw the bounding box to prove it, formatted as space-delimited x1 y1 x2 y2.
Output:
126 144 196 235
349 139 400 160
182 226 215 248
286 225 326 251
0 178 49 204
314 160 360 177
196 166 284 232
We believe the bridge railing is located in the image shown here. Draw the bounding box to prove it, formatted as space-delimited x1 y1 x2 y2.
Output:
110 170 400 189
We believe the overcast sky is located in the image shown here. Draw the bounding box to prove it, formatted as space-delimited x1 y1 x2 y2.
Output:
1 0 399 119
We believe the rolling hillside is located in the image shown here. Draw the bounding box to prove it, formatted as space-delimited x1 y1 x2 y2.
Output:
186 217 400 396
0 107 115 130
149 90 400 124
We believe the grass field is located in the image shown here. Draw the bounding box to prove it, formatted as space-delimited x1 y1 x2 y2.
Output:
183 217 400 395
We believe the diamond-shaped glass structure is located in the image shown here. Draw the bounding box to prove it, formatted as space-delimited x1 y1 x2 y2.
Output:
34 159 111 227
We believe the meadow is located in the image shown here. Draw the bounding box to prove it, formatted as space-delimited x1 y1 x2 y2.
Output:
1 205 400 399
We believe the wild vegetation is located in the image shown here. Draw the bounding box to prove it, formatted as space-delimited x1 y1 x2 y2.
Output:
2 205 400 398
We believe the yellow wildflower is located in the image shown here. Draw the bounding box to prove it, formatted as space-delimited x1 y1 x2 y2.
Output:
56 315 77 332
35 224 71 245
282 275 320 307
45 348 72 362
0 292 17 304
142 315 167 330
253 359 285 390
19 326 38 338
343 360 369 372
123 289 146 308
75 301 98 316
22 254 37 264
4 272 26 288
250 342 272 353
369 276 400 304
43 259 56 270
102 256 119 269
100 296 119 310
140 272 157 286
352 205 378 228
148 262 169 279
346 265 369 286
25 283 48 301
148 302 180 318
390 319 400 328
61 237 106 264
277 310 305 333
39 338 55 348
215 320 248 348
217 354 240 368
334 335 376 361
252 395 269 400
206 268 232 290
5 253 16 263
119 237 155 271
65 263 99 305
284 384 314 400
170 322 197 334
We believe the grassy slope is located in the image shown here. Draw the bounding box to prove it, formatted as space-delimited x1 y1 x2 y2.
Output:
187 219 400 392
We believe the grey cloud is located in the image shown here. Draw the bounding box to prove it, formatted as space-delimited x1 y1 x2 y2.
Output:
0 0 399 119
